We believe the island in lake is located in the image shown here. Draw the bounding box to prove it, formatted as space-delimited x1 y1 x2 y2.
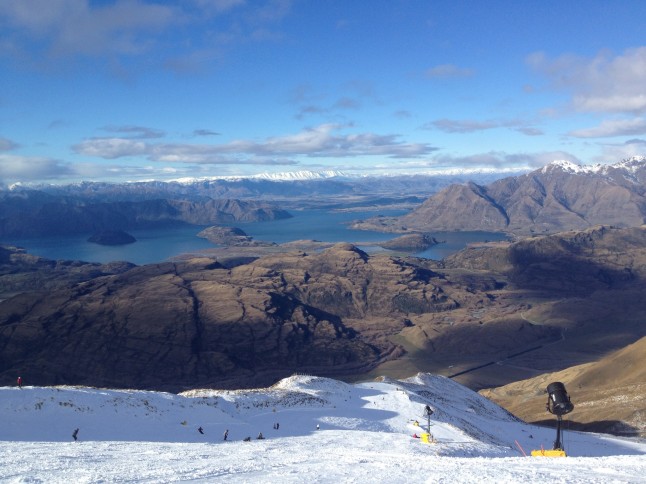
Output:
88 230 137 246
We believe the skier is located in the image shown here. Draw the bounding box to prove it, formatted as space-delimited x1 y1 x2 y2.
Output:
243 436 251 442
316 424 320 430
257 432 265 440
72 428 79 442
223 429 229 441
17 376 22 389
198 426 204 435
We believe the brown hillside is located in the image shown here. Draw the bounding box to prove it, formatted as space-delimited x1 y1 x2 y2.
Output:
372 159 646 235
480 336 646 437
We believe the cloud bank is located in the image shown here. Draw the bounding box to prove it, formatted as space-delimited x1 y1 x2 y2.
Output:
74 124 437 163
528 47 646 115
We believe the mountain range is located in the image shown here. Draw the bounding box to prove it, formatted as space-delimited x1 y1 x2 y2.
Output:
0 169 520 239
0 194 291 238
354 156 646 235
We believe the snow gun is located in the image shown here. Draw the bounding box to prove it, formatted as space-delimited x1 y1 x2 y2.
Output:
531 381 574 458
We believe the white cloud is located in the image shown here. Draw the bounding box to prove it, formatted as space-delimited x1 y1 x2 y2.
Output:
193 129 221 137
101 125 166 139
514 127 544 136
425 118 542 136
74 138 149 159
0 0 176 61
427 119 499 133
0 0 290 72
73 124 437 162
528 47 646 114
430 151 578 169
569 118 646 138
0 154 74 182
591 139 646 164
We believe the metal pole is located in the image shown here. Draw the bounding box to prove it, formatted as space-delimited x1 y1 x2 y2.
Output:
553 415 563 450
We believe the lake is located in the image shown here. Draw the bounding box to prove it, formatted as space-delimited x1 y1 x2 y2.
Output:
4 208 508 265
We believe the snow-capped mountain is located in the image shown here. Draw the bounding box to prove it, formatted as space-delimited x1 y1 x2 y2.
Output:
541 156 646 176
396 156 646 235
2 373 645 482
248 170 350 181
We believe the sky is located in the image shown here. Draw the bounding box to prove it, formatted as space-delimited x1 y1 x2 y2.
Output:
1 0 646 185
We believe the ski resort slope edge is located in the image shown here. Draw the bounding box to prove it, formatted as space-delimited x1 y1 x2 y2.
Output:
1 373 645 483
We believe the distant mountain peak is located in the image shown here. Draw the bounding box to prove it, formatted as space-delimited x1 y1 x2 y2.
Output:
541 159 588 174
541 156 646 176
249 170 349 181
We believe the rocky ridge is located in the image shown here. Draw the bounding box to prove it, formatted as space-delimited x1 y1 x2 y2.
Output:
354 157 646 235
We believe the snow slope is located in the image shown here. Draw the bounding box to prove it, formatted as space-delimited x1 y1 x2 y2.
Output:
2 373 645 482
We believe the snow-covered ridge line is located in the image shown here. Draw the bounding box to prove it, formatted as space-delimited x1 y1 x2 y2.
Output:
2 373 646 482
2 373 645 457
5 156 646 190
543 156 646 174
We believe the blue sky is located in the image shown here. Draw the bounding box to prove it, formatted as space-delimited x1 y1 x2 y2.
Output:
1 0 646 185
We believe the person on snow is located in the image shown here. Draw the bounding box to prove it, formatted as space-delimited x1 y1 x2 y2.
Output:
17 376 22 389
257 432 265 440
316 424 320 430
243 436 251 442
198 427 204 435
223 429 229 441
72 428 79 442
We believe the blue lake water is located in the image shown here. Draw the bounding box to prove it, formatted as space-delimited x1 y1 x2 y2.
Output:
4 208 507 265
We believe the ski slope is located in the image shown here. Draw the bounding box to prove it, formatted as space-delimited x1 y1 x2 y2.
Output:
2 373 645 482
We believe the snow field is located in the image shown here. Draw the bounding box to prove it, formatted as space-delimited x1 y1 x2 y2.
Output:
1 373 645 482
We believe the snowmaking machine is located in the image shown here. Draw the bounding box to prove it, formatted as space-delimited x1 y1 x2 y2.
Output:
531 381 574 457
420 405 436 444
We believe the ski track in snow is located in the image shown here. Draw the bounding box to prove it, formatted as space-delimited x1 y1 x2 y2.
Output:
2 373 645 483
